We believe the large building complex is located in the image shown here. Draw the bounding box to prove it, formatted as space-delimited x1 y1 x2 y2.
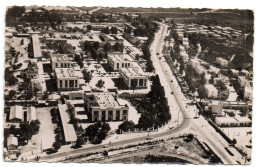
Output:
85 93 129 122
119 65 148 89
50 54 72 71
107 53 133 71
55 68 80 91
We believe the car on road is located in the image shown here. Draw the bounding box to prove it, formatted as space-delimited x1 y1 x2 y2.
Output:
146 137 153 140
103 145 108 148
156 53 159 55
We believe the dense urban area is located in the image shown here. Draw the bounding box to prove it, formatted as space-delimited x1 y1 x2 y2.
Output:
3 6 253 164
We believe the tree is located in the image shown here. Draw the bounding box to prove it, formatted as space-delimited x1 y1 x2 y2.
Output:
73 136 84 148
85 121 111 144
119 120 135 132
30 119 41 134
8 90 16 99
102 27 110 34
66 102 75 118
96 79 105 88
84 41 92 52
104 42 112 52
131 79 138 92
113 42 124 52
21 39 24 45
93 41 100 50
110 27 118 34
52 141 61 150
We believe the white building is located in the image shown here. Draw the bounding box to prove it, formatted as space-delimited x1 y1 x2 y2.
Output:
216 57 229 67
119 65 148 89
50 54 72 71
9 105 36 122
7 134 18 150
238 76 250 87
55 68 80 91
85 92 129 122
204 84 218 98
107 53 133 71
244 86 253 102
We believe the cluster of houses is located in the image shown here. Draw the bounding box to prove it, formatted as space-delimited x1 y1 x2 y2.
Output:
175 23 243 39
5 18 151 146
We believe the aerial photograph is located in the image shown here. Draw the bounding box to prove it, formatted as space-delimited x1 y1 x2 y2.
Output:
3 5 254 164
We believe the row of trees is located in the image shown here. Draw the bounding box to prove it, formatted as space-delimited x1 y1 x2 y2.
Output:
137 75 171 129
101 27 118 34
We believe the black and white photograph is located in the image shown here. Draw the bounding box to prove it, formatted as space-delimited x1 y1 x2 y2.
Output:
1 0 257 166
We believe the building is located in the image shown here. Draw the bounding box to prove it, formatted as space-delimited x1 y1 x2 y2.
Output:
7 135 18 150
55 68 80 91
244 86 253 102
58 104 77 144
214 110 252 127
204 84 218 98
9 105 36 122
107 53 133 71
50 54 72 71
216 57 229 67
21 61 38 79
31 34 42 58
85 92 129 122
238 76 250 87
119 64 148 89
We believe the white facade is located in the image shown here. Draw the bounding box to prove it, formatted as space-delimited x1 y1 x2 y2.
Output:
107 53 133 71
204 84 218 98
244 86 253 102
216 57 229 67
55 68 80 91
85 93 129 122
51 54 72 71
119 66 148 89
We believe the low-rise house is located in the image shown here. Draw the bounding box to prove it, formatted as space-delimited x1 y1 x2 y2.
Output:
244 86 253 102
216 57 229 67
7 135 18 150
204 84 218 98
9 105 36 122
238 76 250 87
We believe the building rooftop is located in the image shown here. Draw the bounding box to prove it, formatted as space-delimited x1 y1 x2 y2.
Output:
90 93 127 109
58 104 77 143
31 34 42 58
51 54 71 62
120 66 146 78
55 68 79 79
108 53 133 62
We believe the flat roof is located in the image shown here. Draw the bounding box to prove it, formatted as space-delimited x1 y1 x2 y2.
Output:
51 54 71 62
108 53 133 62
120 67 146 78
55 68 79 79
91 93 124 109
58 104 77 143
32 34 42 58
